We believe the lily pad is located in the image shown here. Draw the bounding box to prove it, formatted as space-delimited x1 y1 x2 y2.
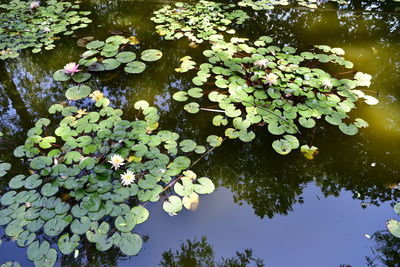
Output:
163 196 183 213
141 49 162 62
58 233 80 255
65 85 91 100
116 52 136 63
124 61 146 74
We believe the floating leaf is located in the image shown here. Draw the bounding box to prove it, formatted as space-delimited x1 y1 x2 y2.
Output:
300 145 318 160
66 85 91 100
184 102 200 114
58 233 80 255
163 196 183 213
387 219 400 238
194 177 215 194
124 61 146 74
53 70 71 82
118 233 142 256
116 52 136 63
141 49 163 62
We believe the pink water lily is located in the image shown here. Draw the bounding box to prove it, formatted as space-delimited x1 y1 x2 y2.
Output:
64 62 80 74
30 1 40 9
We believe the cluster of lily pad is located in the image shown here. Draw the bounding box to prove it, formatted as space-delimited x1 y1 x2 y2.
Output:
151 1 249 44
173 35 378 155
53 35 163 89
239 0 400 10
0 91 216 266
0 0 91 60
238 0 353 10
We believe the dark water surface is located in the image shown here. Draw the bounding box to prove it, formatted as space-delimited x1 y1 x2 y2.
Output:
0 0 400 266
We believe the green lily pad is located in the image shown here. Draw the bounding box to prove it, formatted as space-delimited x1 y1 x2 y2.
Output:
58 233 80 255
0 162 11 177
30 156 52 170
9 175 26 189
33 248 57 267
53 70 71 82
272 139 292 155
72 72 91 83
27 240 50 261
116 52 136 63
172 91 188 102
71 216 91 235
207 135 223 147
163 195 182 213
299 117 316 128
184 102 200 114
103 58 121 71
65 85 91 100
339 122 358 136
115 212 136 232
44 217 68 236
16 230 36 247
124 61 146 74
86 40 105 49
118 233 142 256
141 49 163 62
130 206 149 224
387 219 400 238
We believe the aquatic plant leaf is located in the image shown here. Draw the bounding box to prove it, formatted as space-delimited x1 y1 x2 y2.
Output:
130 206 149 224
179 139 197 152
387 219 400 238
363 95 379 105
184 102 200 114
0 162 11 177
116 52 136 63
103 59 121 71
206 135 223 147
163 196 183 213
86 40 105 50
0 262 21 267
119 233 142 256
27 241 50 261
172 91 188 102
141 49 163 62
124 61 146 74
33 248 57 267
65 85 91 100
58 233 80 255
182 192 200 211
115 212 136 232
53 70 71 82
71 217 91 235
300 145 318 160
194 177 215 194
339 122 358 136
272 139 292 155
9 175 26 189
16 230 35 247
72 72 91 83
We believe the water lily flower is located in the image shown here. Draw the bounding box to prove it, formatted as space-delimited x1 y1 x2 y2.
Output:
108 154 124 170
120 170 136 186
322 78 333 89
63 62 80 75
265 73 279 85
43 26 51 33
30 1 40 9
254 58 269 68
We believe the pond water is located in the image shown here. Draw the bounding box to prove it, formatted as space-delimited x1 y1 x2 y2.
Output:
0 0 400 266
